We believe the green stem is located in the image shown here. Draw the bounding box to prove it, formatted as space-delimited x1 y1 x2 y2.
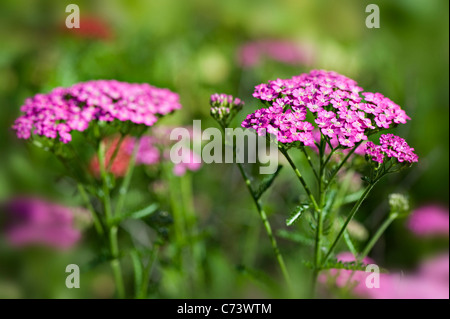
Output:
311 208 324 296
98 141 125 298
323 142 361 192
77 183 104 235
343 212 397 290
300 147 319 182
115 139 139 218
311 138 327 297
165 163 186 246
322 180 379 266
109 226 125 298
236 162 292 288
107 134 126 172
359 213 397 260
180 172 205 292
97 141 113 222
280 148 320 212
138 247 159 299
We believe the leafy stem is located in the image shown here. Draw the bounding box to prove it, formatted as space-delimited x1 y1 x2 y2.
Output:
359 212 398 260
321 178 380 267
235 161 292 288
279 147 320 212
98 140 125 299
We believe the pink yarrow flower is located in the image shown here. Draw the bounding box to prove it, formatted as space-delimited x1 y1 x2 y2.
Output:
12 80 181 143
364 134 418 164
242 70 411 149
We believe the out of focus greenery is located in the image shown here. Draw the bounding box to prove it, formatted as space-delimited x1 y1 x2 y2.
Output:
0 0 448 298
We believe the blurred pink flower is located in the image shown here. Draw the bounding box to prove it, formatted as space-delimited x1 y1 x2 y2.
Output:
172 150 202 176
322 252 449 299
3 198 81 250
127 136 160 166
319 252 374 289
408 205 449 237
89 126 202 178
237 40 314 68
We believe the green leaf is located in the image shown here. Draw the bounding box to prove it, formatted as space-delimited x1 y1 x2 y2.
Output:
129 203 159 219
277 229 314 246
342 190 365 205
286 203 309 226
253 165 283 199
343 229 358 256
112 203 159 224
320 258 369 271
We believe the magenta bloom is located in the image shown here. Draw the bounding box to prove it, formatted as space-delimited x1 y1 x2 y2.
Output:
12 80 181 143
242 70 411 148
127 136 160 166
364 134 418 164
210 93 244 108
408 205 449 237
3 198 81 250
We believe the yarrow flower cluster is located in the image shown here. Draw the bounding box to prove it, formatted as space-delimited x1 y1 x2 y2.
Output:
242 70 410 148
364 134 418 164
12 80 181 143
210 93 244 126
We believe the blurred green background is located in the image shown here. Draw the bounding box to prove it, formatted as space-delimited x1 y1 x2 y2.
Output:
0 0 448 298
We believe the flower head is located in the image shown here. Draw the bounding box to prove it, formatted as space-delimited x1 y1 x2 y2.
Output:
210 93 244 126
12 80 181 143
242 69 411 149
364 134 418 164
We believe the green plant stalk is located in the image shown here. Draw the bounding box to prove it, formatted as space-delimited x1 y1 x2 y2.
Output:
77 183 104 235
180 172 205 292
300 147 319 181
164 163 191 297
114 139 139 218
107 133 126 172
138 247 159 299
280 148 320 212
109 225 125 298
344 211 398 288
217 124 291 287
98 142 113 222
165 163 186 246
235 162 292 288
311 139 327 297
279 145 323 296
98 141 125 299
323 142 361 192
311 209 324 296
322 180 379 266
359 212 398 260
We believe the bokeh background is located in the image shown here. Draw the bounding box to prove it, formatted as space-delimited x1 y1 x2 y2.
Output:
0 0 448 298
